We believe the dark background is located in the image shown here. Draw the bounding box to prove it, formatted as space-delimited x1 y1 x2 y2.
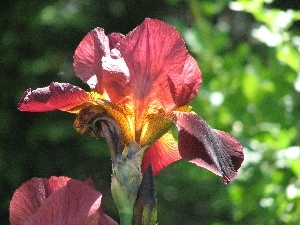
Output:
1 0 300 224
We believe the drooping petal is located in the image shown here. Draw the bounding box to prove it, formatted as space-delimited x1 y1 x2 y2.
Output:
171 112 244 184
119 18 201 112
18 82 94 112
141 132 181 175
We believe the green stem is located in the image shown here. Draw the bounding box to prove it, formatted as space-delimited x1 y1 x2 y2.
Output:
119 212 134 225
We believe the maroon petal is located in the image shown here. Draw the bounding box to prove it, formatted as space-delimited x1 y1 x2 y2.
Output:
172 112 244 183
141 132 181 175
120 18 201 112
18 82 93 112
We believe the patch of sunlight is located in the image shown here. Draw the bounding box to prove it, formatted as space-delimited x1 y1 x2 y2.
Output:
274 10 294 30
259 197 274 208
228 2 243 11
276 146 300 169
209 91 224 107
286 183 299 199
242 146 263 167
183 28 202 54
252 25 282 47
232 120 243 136
294 74 300 92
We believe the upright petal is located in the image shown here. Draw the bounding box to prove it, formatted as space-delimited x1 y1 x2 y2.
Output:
168 55 201 106
18 82 94 112
141 132 181 175
73 28 130 103
73 28 109 85
119 18 201 112
171 112 244 183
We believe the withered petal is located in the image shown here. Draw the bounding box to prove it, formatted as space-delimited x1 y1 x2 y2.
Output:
172 112 244 184
141 132 181 175
18 82 93 112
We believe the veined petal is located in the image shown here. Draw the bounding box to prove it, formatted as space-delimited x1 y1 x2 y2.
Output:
120 18 201 114
74 28 130 103
10 176 116 225
73 28 109 84
9 176 69 225
168 55 201 106
24 179 102 225
141 132 181 175
18 82 95 113
171 112 244 184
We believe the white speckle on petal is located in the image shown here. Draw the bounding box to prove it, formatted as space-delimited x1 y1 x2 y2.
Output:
102 49 130 83
87 75 98 89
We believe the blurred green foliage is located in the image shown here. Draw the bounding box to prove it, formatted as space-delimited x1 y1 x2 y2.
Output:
1 0 299 224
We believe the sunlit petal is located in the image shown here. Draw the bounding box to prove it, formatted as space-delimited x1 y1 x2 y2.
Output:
73 28 109 85
168 55 201 106
141 132 181 175
74 28 130 103
172 112 244 183
18 82 94 112
120 18 201 113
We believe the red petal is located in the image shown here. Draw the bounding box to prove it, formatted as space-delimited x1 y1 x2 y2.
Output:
73 28 109 84
10 176 117 225
98 208 119 225
18 82 92 112
141 132 181 175
120 18 201 112
9 176 70 225
168 55 201 106
73 28 129 103
23 179 103 225
172 112 244 183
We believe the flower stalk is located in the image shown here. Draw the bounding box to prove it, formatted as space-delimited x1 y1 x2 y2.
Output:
111 142 145 225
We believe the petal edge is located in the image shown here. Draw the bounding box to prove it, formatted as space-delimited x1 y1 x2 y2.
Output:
172 112 244 183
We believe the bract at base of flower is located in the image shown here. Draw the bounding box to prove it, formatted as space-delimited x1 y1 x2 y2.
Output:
134 164 157 225
111 141 147 225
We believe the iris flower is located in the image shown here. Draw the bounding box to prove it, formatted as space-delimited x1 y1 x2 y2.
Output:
18 18 243 183
9 176 117 225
